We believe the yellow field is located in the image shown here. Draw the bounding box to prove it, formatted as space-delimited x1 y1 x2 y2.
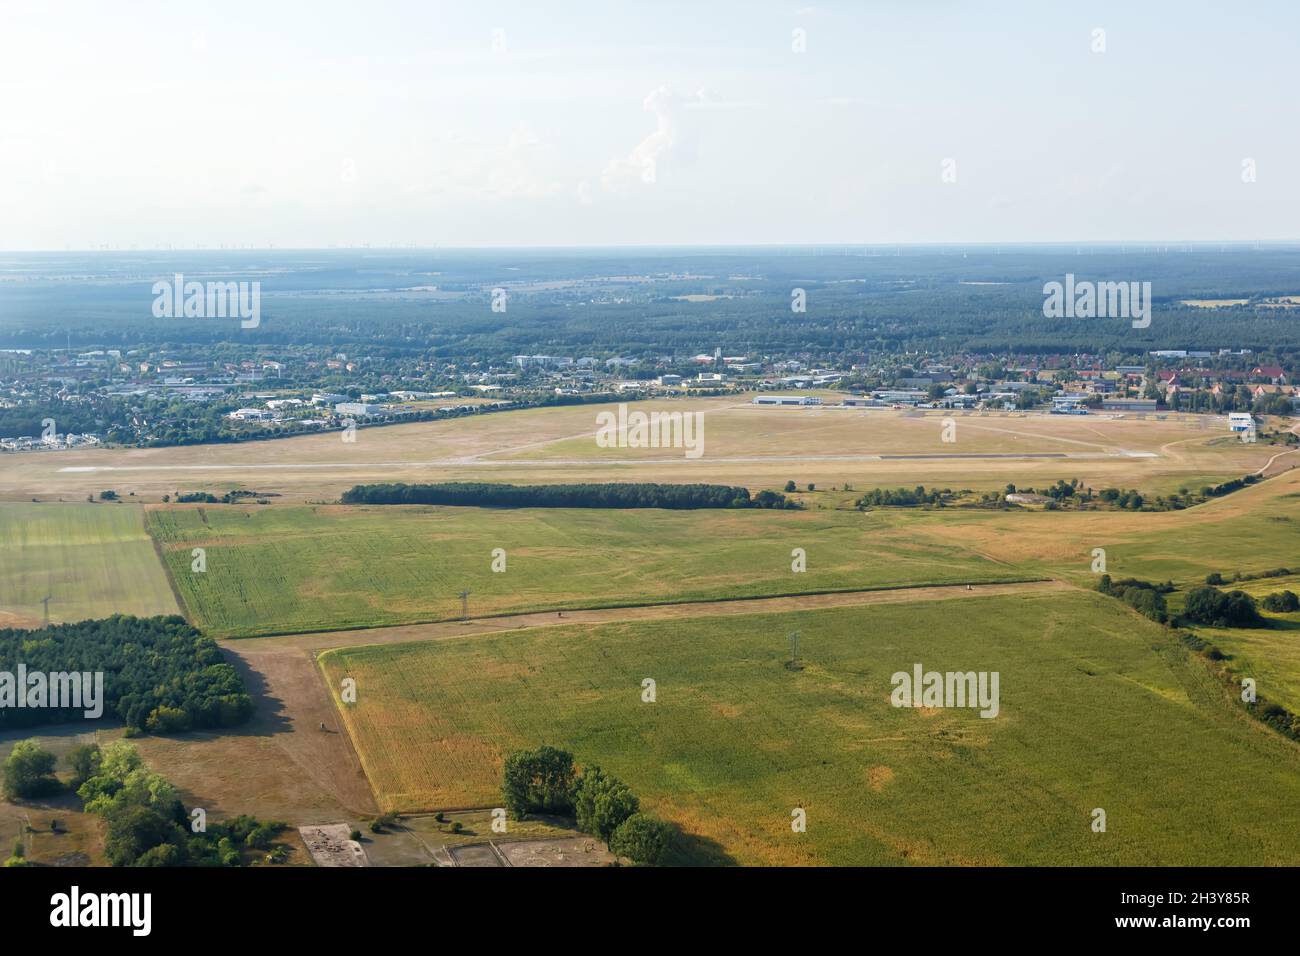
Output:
0 502 179 627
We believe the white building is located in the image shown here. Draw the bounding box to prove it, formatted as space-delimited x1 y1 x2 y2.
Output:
334 402 387 417
753 395 821 406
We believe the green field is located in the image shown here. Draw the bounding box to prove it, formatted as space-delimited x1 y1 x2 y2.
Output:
1173 573 1300 714
319 589 1300 865
146 504 1031 638
0 503 178 626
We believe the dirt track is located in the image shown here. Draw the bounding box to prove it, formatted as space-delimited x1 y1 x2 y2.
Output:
214 579 1071 822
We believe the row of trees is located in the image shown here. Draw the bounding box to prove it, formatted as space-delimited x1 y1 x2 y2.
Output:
342 481 789 510
855 486 951 508
1012 479 1244 512
1207 567 1292 586
0 615 253 733
502 746 674 865
1262 591 1300 613
1095 576 1172 623
1003 473 1263 513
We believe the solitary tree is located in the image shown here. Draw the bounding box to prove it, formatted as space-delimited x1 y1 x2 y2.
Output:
2 739 60 800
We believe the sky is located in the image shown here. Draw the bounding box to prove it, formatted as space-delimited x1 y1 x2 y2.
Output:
2 0 1297 249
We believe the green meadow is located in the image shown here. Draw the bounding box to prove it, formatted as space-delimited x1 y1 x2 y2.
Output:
320 589 1300 866
145 504 1030 638
0 503 178 625
1171 572 1300 714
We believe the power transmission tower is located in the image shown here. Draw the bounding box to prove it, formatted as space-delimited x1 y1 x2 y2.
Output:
789 630 801 669
41 595 51 626
459 590 470 620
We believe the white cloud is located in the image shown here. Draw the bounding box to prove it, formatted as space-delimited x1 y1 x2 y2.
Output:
601 85 707 192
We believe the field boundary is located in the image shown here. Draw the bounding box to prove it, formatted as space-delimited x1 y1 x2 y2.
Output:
220 575 1051 641
147 513 190 622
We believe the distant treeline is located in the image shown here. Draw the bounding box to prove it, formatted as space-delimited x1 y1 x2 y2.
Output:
0 615 253 733
9 247 1300 357
172 489 277 504
341 481 793 510
856 486 951 508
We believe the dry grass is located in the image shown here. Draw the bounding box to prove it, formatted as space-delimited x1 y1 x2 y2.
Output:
0 398 1277 504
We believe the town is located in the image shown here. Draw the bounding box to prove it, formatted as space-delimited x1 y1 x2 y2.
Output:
1 343 1295 451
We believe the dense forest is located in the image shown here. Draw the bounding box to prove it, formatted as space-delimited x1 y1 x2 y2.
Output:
0 615 253 732
340 480 785 509
4 247 1300 359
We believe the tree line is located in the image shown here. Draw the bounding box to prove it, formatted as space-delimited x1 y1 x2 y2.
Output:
341 481 792 510
502 746 675 865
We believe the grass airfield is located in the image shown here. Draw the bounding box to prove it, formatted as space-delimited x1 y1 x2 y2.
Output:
0 396 1283 504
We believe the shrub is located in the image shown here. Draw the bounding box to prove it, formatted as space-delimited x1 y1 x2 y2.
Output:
609 813 674 865
752 489 794 509
1262 590 1300 613
265 844 290 864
